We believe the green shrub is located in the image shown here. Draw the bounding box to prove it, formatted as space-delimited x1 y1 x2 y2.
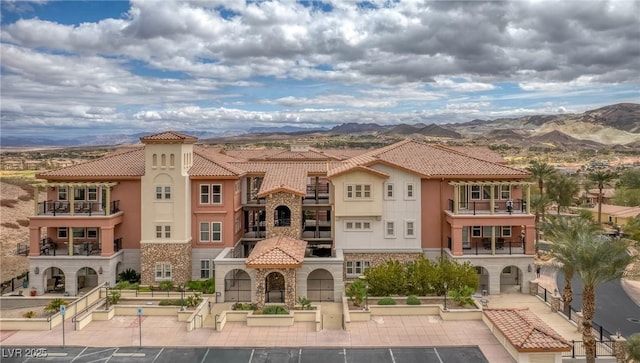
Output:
377 297 396 305
406 295 421 305
118 268 140 283
158 280 174 292
450 286 476 307
185 293 203 308
158 299 184 306
185 279 215 294
231 302 258 311
22 311 36 318
346 279 366 307
106 290 121 305
115 281 139 290
44 298 69 314
263 305 288 315
296 296 312 310
365 260 406 296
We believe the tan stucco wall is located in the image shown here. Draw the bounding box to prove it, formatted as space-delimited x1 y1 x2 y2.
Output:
331 170 385 217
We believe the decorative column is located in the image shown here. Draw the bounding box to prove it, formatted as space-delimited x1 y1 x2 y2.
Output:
610 335 627 363
255 269 267 309
489 183 495 215
529 281 538 296
105 186 111 215
69 186 75 216
453 184 459 214
549 292 561 313
68 227 74 256
526 185 531 214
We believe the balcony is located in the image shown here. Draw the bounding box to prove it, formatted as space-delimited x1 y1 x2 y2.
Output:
36 237 122 256
37 200 120 216
451 238 526 256
448 199 527 215
303 184 330 205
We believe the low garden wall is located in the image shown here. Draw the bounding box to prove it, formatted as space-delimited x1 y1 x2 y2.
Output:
215 306 321 332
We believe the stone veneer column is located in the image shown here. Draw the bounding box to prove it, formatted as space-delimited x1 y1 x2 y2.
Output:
610 335 627 363
254 268 297 311
140 243 192 285
549 293 561 313
255 269 267 309
265 192 302 239
529 281 538 296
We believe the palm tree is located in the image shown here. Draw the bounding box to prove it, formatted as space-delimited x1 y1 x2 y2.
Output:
526 160 556 220
588 170 617 224
530 194 550 247
626 333 640 362
546 174 579 215
573 233 635 363
544 216 600 315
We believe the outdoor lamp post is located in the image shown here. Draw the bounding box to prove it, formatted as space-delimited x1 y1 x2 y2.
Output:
180 284 185 311
359 275 369 311
443 282 448 311
105 281 110 310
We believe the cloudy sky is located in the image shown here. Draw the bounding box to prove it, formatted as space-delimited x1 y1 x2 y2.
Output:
1 0 639 139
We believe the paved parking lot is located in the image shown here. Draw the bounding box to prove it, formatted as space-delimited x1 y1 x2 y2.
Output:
0 346 489 363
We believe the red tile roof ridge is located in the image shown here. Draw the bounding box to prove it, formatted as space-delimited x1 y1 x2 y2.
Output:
38 147 144 177
246 236 307 266
140 131 198 143
192 148 245 176
429 143 528 175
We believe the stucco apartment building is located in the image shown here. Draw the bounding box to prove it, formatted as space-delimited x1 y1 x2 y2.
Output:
27 131 536 309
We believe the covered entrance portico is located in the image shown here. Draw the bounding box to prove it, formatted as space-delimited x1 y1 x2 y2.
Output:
246 235 307 310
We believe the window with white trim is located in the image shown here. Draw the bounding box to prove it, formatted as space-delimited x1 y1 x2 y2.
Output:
212 184 222 204
155 263 172 281
385 221 396 238
346 260 370 277
470 185 481 200
72 227 86 239
212 222 222 242
346 184 371 200
58 227 68 239
344 220 372 231
58 187 68 201
199 222 210 241
384 183 394 199
200 184 223 204
87 228 98 239
405 183 416 199
462 227 471 249
200 259 213 279
88 187 98 201
155 186 171 200
74 187 86 201
405 220 415 237
500 185 511 199
156 225 171 239
472 226 482 237
200 185 210 204
501 226 512 237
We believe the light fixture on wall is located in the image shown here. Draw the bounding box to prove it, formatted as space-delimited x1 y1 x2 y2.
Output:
527 264 532 273
34 267 40 275
98 266 103 274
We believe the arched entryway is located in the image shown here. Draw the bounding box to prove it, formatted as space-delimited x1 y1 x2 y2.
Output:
476 266 490 295
274 205 291 226
76 267 98 293
500 265 522 293
307 269 334 301
43 267 65 293
224 269 251 302
265 271 285 303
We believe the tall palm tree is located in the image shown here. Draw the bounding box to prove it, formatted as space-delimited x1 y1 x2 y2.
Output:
526 160 556 221
544 216 600 315
530 194 550 247
573 233 635 363
588 170 617 224
546 174 579 215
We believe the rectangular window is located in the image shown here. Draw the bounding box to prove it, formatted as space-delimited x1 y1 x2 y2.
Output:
462 227 471 249
155 263 172 281
212 222 222 242
164 225 171 238
72 227 86 239
212 184 222 204
500 185 511 200
87 228 98 239
483 226 493 237
472 226 482 237
58 227 68 239
345 221 353 230
156 186 163 200
482 186 491 200
471 186 481 200
385 183 394 199
502 226 512 237
406 221 415 237
87 187 98 201
58 187 68 201
347 260 370 277
164 186 171 199
405 183 415 199
74 187 86 201
156 225 163 238
200 185 210 204
346 261 354 275
346 184 372 200
200 222 210 242
345 220 372 231
385 221 395 238
200 260 211 279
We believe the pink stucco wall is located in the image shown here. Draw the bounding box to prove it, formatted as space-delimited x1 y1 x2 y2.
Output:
190 178 241 249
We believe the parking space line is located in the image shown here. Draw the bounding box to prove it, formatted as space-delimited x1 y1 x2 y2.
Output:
199 348 210 363
343 348 347 363
433 347 444 363
388 348 396 363
151 348 164 363
70 347 88 362
248 348 255 363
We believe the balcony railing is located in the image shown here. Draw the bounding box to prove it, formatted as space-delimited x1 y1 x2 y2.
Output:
448 199 527 215
37 200 120 216
456 238 526 255
37 237 123 256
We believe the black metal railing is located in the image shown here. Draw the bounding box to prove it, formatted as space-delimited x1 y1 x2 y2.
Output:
462 239 525 255
535 284 616 356
448 199 527 215
37 200 120 216
113 237 122 252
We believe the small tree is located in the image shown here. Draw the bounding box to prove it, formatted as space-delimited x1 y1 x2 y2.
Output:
364 260 405 296
44 298 69 314
159 280 174 293
118 268 141 283
106 290 121 305
346 279 366 307
296 296 312 310
449 286 475 307
626 333 640 363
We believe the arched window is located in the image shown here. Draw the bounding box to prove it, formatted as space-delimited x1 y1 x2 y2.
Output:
161 154 166 166
170 153 175 167
274 205 291 226
152 154 158 167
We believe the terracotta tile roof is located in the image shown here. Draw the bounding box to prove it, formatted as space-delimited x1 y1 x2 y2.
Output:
225 147 341 161
257 165 309 196
140 131 198 144
190 151 245 177
38 148 145 178
448 146 506 164
484 308 571 352
319 148 370 160
245 236 307 268
224 149 282 161
329 139 528 178
584 204 640 218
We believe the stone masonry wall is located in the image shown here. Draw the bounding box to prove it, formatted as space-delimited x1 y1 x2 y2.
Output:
266 192 302 239
254 268 297 310
343 252 422 281
140 242 192 285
